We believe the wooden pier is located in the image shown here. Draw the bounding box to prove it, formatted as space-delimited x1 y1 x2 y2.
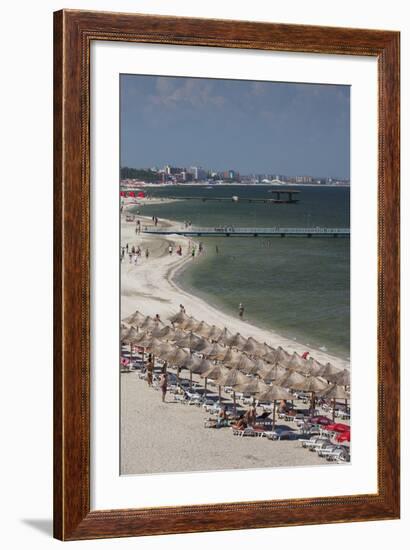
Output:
142 226 350 238
164 190 300 204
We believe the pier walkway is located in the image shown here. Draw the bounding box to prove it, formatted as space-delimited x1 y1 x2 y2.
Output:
142 227 350 238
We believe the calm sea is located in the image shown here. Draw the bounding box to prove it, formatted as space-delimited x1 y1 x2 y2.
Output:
134 185 350 360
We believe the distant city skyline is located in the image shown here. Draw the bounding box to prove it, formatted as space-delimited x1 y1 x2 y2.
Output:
121 75 350 180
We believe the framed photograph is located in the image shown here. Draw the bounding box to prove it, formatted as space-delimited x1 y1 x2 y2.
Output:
54 9 400 540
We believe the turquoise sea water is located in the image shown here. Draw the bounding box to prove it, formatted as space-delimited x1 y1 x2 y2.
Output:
134 185 350 360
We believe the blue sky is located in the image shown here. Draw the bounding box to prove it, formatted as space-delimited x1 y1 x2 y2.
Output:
120 74 350 179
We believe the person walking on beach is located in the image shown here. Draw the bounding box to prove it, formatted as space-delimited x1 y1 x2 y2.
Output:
134 254 138 266
131 245 135 254
168 244 173 255
146 359 154 387
198 242 203 255
238 303 245 320
136 246 141 257
126 243 129 253
136 219 141 234
145 248 149 260
154 216 158 227
180 304 186 313
159 368 168 403
215 245 219 255
191 246 196 258
128 252 133 263
176 245 182 256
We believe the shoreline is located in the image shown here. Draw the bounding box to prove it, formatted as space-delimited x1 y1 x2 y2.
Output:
121 214 349 370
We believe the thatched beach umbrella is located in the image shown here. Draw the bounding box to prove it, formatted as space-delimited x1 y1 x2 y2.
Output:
260 363 288 382
152 325 176 340
200 364 230 403
264 346 290 365
215 369 248 414
291 374 328 412
122 310 146 329
140 316 164 331
175 332 203 352
202 342 227 361
257 384 295 430
230 354 257 374
333 368 350 387
222 347 243 366
194 320 213 338
190 358 213 397
181 316 200 331
217 327 234 346
163 347 190 381
169 310 190 325
180 354 202 389
227 332 247 350
207 325 223 341
121 326 140 363
318 362 342 382
319 383 350 421
304 357 324 377
234 378 269 396
285 352 308 373
276 370 306 389
242 337 264 357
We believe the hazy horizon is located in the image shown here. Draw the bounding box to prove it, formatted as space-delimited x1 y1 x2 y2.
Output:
121 74 350 180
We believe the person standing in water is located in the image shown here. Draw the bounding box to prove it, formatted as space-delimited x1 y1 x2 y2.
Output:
145 248 149 259
238 303 245 320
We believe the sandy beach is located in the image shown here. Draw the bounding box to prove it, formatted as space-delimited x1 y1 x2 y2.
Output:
121 214 349 368
120 213 350 475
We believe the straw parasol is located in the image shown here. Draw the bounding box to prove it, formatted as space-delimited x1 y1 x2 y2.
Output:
201 342 227 361
180 354 202 389
121 326 141 363
257 384 295 430
242 337 264 356
260 363 288 382
180 316 200 331
175 332 203 351
200 364 230 403
217 327 234 346
207 325 223 341
152 325 176 340
318 362 342 382
122 310 146 328
333 368 350 387
285 352 308 373
233 378 269 396
276 370 306 389
221 347 243 366
319 384 350 421
140 316 164 331
194 320 213 338
230 354 258 374
169 310 190 325
226 332 247 350
304 357 324 377
290 374 328 412
163 347 189 367
190 358 213 397
214 369 248 414
264 346 290 365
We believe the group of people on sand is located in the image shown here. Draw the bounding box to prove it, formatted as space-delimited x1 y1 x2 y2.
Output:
121 243 150 264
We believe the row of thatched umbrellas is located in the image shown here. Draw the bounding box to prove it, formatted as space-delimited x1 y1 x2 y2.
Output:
121 310 350 426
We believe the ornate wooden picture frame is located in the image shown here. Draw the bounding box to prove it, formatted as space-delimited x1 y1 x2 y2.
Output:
54 9 400 540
